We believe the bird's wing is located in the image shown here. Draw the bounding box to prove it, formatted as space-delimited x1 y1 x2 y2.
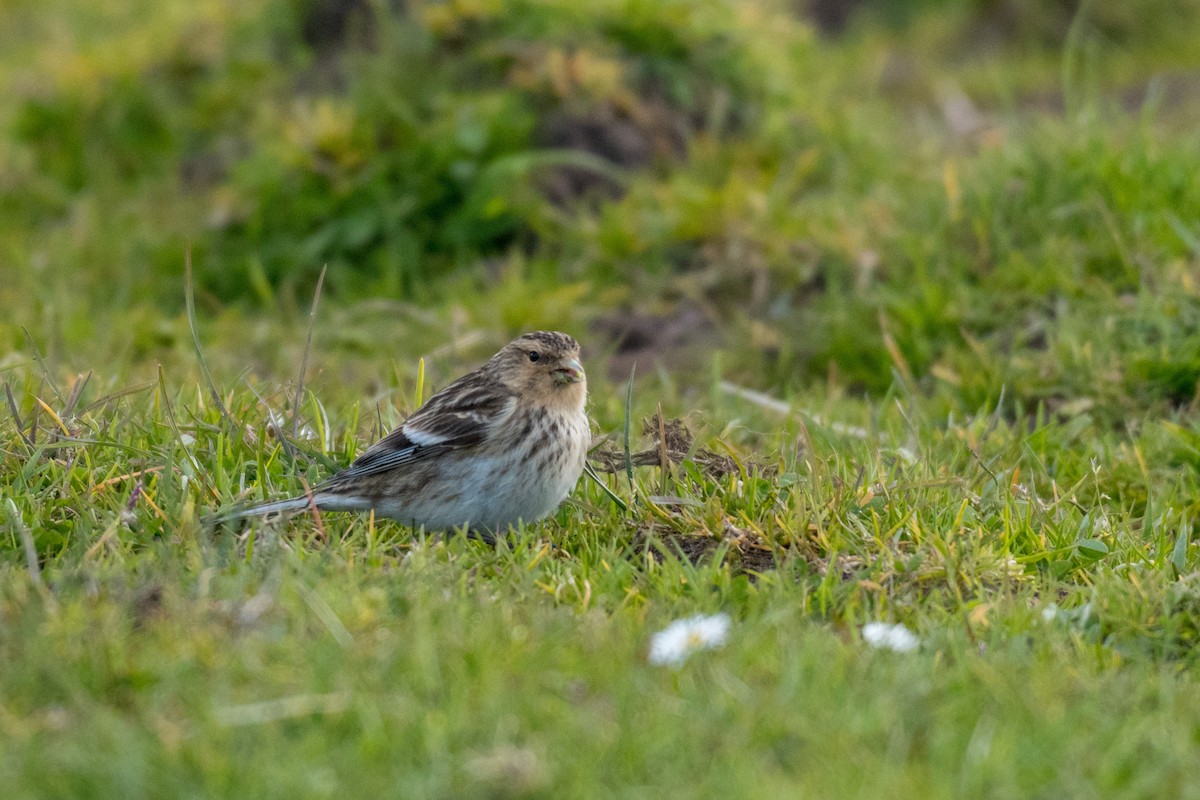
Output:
326 377 516 482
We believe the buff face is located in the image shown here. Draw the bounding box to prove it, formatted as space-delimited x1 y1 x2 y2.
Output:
497 332 586 409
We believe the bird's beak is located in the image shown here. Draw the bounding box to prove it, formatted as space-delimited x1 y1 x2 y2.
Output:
553 357 585 384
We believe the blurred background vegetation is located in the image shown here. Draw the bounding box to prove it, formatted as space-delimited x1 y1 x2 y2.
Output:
2 0 1199 420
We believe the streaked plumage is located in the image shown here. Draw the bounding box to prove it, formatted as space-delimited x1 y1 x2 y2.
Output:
233 331 590 534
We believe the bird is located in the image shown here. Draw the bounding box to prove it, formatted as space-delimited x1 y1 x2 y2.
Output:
226 331 591 536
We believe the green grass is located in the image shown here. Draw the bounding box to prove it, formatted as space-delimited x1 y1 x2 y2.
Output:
4 0 1200 796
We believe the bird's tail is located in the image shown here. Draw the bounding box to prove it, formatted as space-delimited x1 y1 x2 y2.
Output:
205 494 316 525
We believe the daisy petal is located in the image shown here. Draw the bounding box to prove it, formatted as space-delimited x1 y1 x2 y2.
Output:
648 613 731 668
862 622 920 652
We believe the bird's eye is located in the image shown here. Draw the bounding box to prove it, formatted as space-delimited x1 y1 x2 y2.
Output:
527 351 540 363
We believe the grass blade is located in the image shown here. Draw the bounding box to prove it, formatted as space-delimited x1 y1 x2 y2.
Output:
584 461 627 513
623 361 636 495
21 327 63 404
157 364 218 503
4 382 32 447
1171 517 1191 575
293 264 327 440
6 498 44 591
415 356 426 407
62 371 92 418
243 378 299 464
183 245 232 424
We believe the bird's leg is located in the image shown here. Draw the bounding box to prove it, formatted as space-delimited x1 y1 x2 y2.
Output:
467 527 498 546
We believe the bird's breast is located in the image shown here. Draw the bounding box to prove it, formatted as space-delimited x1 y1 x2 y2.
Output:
469 407 590 529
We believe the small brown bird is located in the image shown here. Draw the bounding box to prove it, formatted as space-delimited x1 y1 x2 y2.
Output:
233 332 590 535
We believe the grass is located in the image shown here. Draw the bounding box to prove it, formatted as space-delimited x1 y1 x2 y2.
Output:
4 0 1200 796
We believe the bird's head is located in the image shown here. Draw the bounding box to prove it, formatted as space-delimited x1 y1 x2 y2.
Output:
495 331 586 408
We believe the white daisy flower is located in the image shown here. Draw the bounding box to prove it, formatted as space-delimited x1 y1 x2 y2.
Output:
862 622 919 653
648 613 731 668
